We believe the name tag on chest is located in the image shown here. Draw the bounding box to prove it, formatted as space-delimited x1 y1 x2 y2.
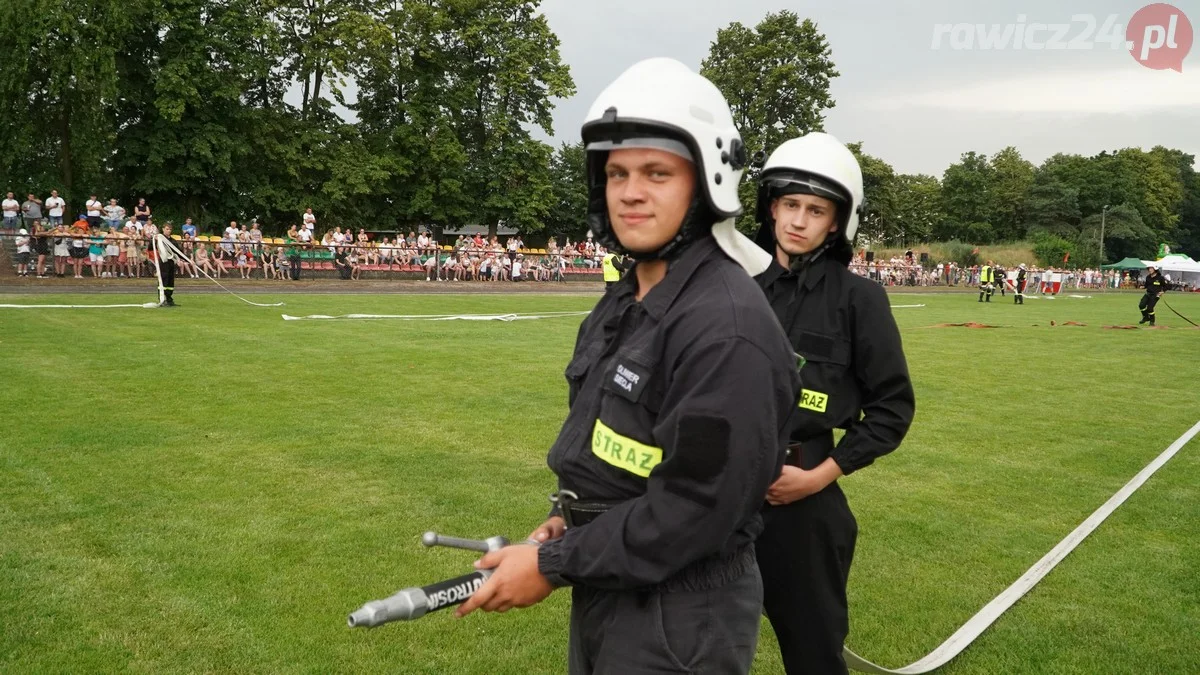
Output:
606 361 650 402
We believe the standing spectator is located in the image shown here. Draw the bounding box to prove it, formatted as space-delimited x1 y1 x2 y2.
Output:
31 220 50 278
103 198 125 230
133 198 151 225
85 194 104 231
122 223 141 278
21 193 43 229
250 221 264 253
87 227 107 277
506 235 519 263
45 190 66 227
511 253 524 282
181 217 197 238
52 223 69 277
104 225 122 278
14 227 31 276
2 192 20 232
285 225 302 281
68 219 88 278
303 208 316 233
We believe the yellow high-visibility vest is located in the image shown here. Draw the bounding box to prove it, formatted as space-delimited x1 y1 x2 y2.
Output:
980 265 993 283
602 254 621 282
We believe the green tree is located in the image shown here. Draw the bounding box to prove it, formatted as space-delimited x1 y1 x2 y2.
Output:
846 142 896 244
891 174 942 244
938 151 993 241
545 141 587 240
1024 177 1081 237
988 146 1035 240
701 10 839 227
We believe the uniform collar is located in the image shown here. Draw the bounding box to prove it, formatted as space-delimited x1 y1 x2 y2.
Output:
764 252 832 291
617 235 721 320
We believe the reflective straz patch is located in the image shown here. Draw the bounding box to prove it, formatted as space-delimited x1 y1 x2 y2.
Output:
798 389 828 413
591 419 663 478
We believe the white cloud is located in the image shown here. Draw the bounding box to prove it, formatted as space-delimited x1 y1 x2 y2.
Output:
865 67 1200 113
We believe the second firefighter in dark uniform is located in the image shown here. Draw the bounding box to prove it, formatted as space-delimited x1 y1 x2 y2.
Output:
752 133 916 674
1139 265 1166 325
1014 264 1027 304
455 58 800 674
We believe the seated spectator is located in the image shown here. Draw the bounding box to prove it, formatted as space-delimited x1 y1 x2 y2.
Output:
260 247 277 279
276 245 291 280
194 243 220 278
236 246 252 279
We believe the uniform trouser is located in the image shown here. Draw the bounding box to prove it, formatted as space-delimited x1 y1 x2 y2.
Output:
756 482 858 675
159 260 176 301
1139 293 1159 322
1015 281 1025 303
289 254 301 280
979 283 992 301
567 553 762 674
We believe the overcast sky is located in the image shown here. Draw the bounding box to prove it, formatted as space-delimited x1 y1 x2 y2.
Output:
535 0 1199 176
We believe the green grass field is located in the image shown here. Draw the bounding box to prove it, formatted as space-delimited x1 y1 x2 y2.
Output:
2 288 1198 674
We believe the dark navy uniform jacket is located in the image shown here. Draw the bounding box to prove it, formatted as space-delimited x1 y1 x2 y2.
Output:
537 235 801 590
756 254 915 474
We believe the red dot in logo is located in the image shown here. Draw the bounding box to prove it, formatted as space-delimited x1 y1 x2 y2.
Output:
1127 3 1193 71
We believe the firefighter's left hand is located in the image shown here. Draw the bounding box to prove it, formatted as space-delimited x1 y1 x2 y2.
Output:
767 459 844 505
456 545 553 617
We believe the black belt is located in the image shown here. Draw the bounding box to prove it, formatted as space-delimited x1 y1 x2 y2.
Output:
551 490 623 529
784 430 836 470
549 490 757 593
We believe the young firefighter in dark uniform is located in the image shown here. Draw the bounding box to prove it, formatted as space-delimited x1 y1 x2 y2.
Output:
154 223 179 307
751 133 916 674
456 58 800 674
994 263 1006 297
1139 265 1165 325
1014 263 1027 304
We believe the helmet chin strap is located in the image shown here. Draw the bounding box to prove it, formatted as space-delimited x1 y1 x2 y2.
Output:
779 238 833 273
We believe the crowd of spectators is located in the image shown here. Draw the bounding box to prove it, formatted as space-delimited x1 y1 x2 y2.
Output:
845 250 1157 292
4 194 607 282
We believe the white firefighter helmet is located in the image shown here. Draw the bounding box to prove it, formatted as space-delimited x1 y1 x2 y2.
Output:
581 57 770 273
756 132 865 244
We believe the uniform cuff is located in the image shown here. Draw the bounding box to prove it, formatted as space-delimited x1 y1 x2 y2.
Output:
831 452 861 477
537 540 572 588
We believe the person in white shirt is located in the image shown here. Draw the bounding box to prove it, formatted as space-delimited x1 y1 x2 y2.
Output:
45 190 66 226
303 208 316 232
104 199 125 230
85 194 104 230
2 192 20 232
297 225 313 243
511 254 525 281
15 228 31 276
224 221 239 242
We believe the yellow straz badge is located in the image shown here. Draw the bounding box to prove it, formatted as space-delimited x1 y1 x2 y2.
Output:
798 389 828 413
591 419 663 478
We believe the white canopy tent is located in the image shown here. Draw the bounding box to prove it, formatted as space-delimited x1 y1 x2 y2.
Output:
1141 254 1200 288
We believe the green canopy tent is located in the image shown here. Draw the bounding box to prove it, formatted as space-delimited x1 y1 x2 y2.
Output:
1101 257 1147 270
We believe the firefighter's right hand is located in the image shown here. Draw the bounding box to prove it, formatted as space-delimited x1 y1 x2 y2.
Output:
527 516 566 543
